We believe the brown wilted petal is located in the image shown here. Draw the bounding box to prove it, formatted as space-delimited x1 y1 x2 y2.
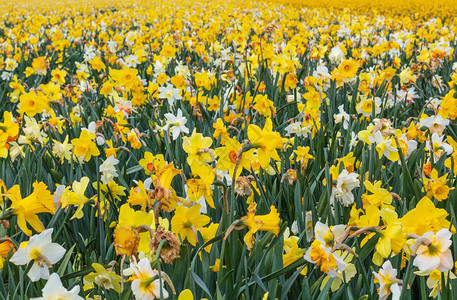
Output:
150 226 181 264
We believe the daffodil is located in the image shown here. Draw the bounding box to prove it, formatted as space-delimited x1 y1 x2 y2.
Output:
373 260 402 300
71 130 100 162
361 180 393 209
100 156 119 184
240 202 280 250
212 118 229 144
372 208 406 265
426 133 453 159
83 263 121 293
60 177 90 219
128 180 151 207
130 258 169 299
115 204 154 255
247 118 283 169
283 229 306 273
162 109 189 140
368 131 399 161
304 239 346 278
186 165 215 208
10 229 65 282
215 137 254 178
178 289 194 300
18 91 47 117
183 130 213 168
5 182 55 236
413 228 454 272
422 169 453 201
330 169 360 207
33 273 83 300
171 204 210 246
52 136 74 162
158 83 182 106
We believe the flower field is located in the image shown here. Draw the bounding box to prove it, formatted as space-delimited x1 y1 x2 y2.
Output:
1 0 457 298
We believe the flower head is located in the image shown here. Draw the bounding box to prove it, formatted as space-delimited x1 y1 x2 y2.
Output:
130 258 169 299
32 273 82 300
413 228 454 272
6 182 55 236
10 229 65 282
373 260 402 300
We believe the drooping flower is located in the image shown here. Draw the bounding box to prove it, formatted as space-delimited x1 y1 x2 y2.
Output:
6 182 55 236
240 202 280 250
114 204 155 256
83 263 121 293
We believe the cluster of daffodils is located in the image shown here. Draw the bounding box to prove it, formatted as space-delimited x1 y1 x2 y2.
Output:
1 0 457 298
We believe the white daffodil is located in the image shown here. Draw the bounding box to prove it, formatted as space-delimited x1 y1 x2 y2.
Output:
284 122 311 137
373 260 402 300
398 133 418 159
427 133 454 159
32 273 83 300
158 84 182 106
349 132 358 150
420 115 449 135
130 258 169 299
329 45 345 64
314 221 347 247
100 156 119 184
304 211 313 242
330 169 360 206
10 229 66 282
368 130 398 160
333 104 350 129
413 228 454 272
162 109 189 140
